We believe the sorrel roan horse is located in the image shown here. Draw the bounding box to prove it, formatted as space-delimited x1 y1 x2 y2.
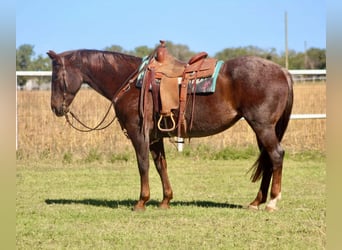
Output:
47 46 293 212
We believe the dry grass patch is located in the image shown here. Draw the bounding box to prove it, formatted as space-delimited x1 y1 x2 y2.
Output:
17 82 326 159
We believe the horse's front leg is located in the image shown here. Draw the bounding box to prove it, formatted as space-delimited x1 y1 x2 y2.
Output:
131 136 151 211
150 138 173 209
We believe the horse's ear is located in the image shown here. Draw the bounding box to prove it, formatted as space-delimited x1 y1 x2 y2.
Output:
47 50 58 60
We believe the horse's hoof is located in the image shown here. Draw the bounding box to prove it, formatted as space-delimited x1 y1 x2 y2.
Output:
265 205 278 212
133 205 146 212
247 204 259 211
159 203 170 209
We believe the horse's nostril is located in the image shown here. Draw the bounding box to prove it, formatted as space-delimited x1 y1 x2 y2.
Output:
51 106 57 114
51 106 64 117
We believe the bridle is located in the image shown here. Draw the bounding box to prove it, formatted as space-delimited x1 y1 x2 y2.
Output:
60 57 141 132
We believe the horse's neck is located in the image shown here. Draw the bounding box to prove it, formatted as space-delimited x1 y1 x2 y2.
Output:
84 66 133 101
78 52 141 101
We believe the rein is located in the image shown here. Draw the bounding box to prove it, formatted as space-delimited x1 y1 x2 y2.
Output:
63 61 141 132
64 103 116 132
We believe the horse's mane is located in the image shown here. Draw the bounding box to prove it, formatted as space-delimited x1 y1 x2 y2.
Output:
60 49 142 73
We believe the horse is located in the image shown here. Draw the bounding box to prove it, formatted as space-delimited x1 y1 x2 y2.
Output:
47 46 293 212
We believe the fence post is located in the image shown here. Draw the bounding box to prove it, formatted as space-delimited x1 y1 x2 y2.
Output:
177 137 184 152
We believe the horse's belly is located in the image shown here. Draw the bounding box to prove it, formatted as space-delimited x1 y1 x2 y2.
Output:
184 111 241 138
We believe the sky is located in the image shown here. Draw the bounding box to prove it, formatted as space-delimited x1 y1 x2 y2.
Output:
16 0 326 58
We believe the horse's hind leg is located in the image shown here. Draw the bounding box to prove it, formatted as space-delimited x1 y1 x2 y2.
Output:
150 138 173 208
265 142 284 212
248 139 272 210
249 125 284 211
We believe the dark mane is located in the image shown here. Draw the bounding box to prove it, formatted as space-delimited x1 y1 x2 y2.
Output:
60 49 142 72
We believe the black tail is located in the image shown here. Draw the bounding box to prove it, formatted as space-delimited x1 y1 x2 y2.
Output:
250 70 294 182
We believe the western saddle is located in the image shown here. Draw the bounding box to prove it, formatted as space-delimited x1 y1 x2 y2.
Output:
140 40 217 138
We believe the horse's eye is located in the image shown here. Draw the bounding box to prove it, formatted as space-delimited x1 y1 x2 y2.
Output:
51 73 59 82
51 73 58 81
53 61 62 69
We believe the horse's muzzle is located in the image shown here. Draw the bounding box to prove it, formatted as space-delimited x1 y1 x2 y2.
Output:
51 105 69 117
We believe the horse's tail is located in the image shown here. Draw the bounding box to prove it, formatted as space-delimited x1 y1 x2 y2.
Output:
250 69 294 182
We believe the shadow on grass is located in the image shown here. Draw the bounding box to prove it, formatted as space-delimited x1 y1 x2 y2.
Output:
45 198 244 209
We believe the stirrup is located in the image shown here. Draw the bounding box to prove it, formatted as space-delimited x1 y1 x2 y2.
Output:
157 113 176 132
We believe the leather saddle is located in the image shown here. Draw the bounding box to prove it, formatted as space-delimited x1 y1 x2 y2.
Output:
141 40 217 137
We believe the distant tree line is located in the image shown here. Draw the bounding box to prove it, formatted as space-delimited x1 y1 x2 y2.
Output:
103 41 326 70
16 41 325 87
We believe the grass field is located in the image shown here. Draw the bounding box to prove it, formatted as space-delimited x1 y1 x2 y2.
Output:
17 153 326 249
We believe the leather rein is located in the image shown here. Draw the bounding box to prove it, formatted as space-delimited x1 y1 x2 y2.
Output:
62 62 141 132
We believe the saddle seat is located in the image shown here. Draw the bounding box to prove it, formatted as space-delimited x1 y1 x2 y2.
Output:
153 51 186 78
152 41 210 79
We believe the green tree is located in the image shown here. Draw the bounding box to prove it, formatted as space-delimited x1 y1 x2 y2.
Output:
103 45 125 53
31 55 52 86
131 46 153 57
16 44 35 87
288 50 305 69
306 48 326 69
16 46 51 71
16 44 52 88
30 55 51 71
16 44 34 70
162 41 196 61
214 45 279 61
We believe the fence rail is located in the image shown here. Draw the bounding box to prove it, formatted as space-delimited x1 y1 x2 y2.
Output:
16 69 327 87
16 71 52 76
289 69 326 75
16 69 326 122
15 69 327 76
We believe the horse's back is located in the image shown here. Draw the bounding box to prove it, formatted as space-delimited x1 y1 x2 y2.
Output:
222 56 290 100
223 56 287 84
219 56 292 124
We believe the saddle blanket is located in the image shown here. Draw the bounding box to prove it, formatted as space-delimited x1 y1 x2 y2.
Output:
136 57 224 94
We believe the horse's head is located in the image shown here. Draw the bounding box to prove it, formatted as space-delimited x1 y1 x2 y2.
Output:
47 50 83 117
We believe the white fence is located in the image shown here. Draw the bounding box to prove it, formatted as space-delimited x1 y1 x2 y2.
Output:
16 69 327 87
16 69 327 121
290 69 326 119
289 69 326 82
16 69 326 119
16 69 326 121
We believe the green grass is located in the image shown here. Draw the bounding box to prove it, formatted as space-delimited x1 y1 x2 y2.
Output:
16 152 326 249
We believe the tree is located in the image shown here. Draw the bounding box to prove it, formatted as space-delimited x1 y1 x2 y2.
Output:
17 42 326 77
30 55 51 71
16 44 35 87
288 50 305 69
131 46 153 57
214 46 280 61
103 45 125 53
30 55 52 86
16 44 34 70
16 44 52 88
306 48 326 69
162 41 196 61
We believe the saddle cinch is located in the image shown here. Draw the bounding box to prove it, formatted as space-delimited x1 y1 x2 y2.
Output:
141 40 218 138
